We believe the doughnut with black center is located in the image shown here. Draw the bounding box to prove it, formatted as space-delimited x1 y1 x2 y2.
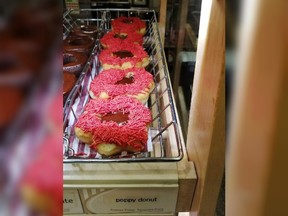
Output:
112 16 146 35
99 42 149 70
74 96 151 156
100 30 143 49
89 68 154 104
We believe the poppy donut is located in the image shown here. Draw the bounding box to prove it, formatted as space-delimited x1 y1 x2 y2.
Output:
99 43 149 70
71 24 98 38
64 35 95 55
74 96 151 156
89 68 154 104
100 30 143 49
63 51 87 75
112 16 146 35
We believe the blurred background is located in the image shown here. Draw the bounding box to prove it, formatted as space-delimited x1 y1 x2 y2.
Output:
0 0 62 215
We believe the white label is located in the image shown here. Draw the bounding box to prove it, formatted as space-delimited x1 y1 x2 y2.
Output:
80 188 178 214
63 189 84 214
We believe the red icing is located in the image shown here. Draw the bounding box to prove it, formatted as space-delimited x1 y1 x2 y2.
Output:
18 93 64 215
100 30 143 48
20 134 63 215
112 16 146 34
75 96 151 151
99 42 148 67
90 68 153 98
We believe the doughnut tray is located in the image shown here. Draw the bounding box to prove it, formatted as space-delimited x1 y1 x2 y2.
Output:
63 9 184 163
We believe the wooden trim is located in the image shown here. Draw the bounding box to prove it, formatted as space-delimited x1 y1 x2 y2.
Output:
186 0 225 215
176 161 197 212
226 0 287 215
177 87 189 139
172 0 189 101
159 0 167 45
185 23 198 50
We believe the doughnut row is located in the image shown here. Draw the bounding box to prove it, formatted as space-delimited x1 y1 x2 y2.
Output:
63 24 98 102
99 16 148 70
0 4 59 130
74 16 155 157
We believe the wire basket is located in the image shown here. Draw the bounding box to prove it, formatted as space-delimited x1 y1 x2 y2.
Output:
63 9 104 113
63 9 183 163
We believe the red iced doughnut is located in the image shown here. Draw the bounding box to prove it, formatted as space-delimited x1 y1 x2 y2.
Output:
20 134 62 216
112 16 146 35
100 30 143 49
99 42 149 70
74 96 151 156
89 68 154 104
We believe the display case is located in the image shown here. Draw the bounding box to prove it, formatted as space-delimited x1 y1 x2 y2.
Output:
63 8 197 215
63 0 225 215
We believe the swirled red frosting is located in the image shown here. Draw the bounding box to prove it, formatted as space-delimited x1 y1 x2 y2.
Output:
100 30 143 48
112 16 146 33
99 42 148 67
75 96 151 151
90 68 153 98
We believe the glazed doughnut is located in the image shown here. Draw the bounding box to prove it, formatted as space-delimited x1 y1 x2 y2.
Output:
89 68 154 104
71 24 98 38
64 35 95 55
74 96 151 156
100 30 143 49
0 52 33 86
63 51 87 75
0 86 24 128
63 72 76 101
0 34 48 73
99 43 149 70
112 16 146 35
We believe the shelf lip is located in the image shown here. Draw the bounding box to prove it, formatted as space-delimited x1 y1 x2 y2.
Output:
63 156 183 163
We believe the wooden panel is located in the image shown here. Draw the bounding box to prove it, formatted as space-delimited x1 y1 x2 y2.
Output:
226 0 288 215
159 0 167 45
185 0 225 215
152 30 197 212
172 0 189 100
185 23 198 50
176 161 197 212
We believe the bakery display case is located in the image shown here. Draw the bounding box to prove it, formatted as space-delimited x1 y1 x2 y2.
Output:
63 0 225 215
63 8 196 215
63 9 183 162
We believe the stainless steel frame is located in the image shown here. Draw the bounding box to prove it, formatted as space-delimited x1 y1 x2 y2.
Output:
63 9 183 163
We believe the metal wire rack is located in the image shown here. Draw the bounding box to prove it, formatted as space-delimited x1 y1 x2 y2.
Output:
63 9 104 114
63 9 183 163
